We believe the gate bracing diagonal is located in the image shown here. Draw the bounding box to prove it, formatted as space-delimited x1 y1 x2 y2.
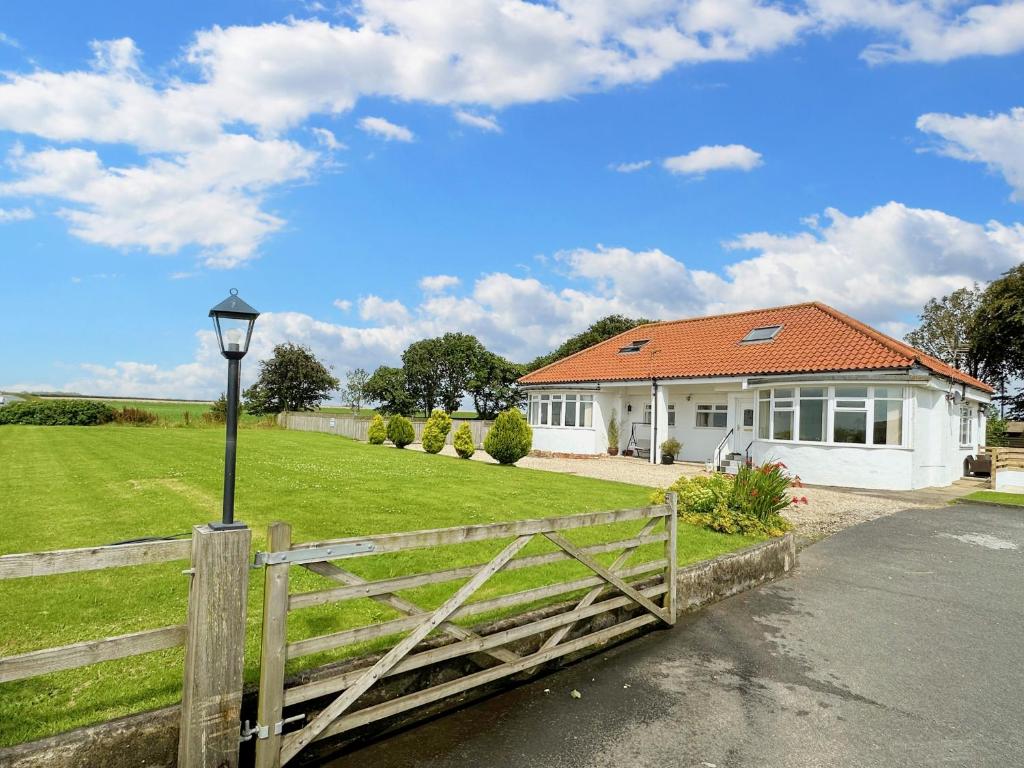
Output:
252 494 678 767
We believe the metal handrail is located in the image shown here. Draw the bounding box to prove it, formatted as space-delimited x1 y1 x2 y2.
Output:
712 428 734 471
745 440 754 467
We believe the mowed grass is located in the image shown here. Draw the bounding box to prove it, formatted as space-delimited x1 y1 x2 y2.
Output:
0 425 763 746
963 490 1024 507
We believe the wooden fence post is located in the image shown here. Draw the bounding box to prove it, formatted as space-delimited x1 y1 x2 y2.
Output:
178 524 252 768
663 492 678 625
254 522 292 768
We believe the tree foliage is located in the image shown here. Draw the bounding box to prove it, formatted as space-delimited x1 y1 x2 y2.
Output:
387 415 415 448
527 314 653 371
340 367 370 413
972 264 1024 416
469 351 525 419
364 366 416 416
367 413 387 444
903 285 986 377
484 409 533 465
421 409 452 454
453 423 476 459
243 343 339 415
402 338 445 415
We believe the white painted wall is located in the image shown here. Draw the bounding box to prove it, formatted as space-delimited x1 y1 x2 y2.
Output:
665 394 730 462
994 468 1024 493
750 440 914 490
530 425 600 454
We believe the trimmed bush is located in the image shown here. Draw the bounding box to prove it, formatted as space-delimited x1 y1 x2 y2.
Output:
660 437 681 459
421 409 452 454
483 409 532 465
114 407 159 425
387 415 415 448
0 399 116 426
650 462 798 538
367 413 387 444
453 423 476 459
607 410 619 453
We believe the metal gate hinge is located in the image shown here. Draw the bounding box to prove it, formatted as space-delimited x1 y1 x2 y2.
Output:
240 714 305 742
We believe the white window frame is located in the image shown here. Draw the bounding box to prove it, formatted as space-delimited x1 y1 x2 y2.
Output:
526 393 595 429
695 403 728 429
667 404 676 428
754 384 910 449
959 404 973 447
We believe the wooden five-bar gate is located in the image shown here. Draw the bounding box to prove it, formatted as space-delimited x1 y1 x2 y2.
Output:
253 496 678 767
0 496 677 768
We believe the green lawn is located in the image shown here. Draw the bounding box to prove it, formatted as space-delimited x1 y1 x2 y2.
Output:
0 425 763 746
963 490 1024 507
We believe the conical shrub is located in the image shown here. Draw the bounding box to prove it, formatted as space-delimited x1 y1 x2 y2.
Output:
483 409 532 465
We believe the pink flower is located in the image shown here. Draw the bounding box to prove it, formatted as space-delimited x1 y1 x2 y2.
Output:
801 496 809 504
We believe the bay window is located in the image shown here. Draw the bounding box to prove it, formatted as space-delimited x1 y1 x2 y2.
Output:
757 385 907 447
527 393 594 428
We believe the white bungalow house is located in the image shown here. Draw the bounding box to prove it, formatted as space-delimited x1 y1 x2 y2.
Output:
518 302 992 491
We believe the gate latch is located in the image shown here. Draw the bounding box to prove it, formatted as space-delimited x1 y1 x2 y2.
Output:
240 714 305 742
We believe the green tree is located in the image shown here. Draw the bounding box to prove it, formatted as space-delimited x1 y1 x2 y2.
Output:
242 343 339 415
421 409 452 454
972 264 1024 416
387 415 415 448
364 366 415 416
402 338 445 415
367 413 387 444
904 285 986 377
469 351 525 419
484 409 533 465
340 367 370 413
453 423 476 459
437 332 487 413
528 314 653 371
208 393 229 423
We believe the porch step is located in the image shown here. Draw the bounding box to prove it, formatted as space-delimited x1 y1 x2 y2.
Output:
716 459 742 475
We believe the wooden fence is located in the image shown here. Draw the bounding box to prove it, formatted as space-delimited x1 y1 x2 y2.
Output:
0 539 192 684
276 412 494 447
253 497 678 767
0 526 252 768
988 447 1024 491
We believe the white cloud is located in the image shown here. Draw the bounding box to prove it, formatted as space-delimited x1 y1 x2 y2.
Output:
0 206 33 222
333 298 353 312
169 271 198 280
917 106 1024 201
358 294 411 324
419 274 461 292
0 32 20 49
813 0 1024 64
358 116 414 142
611 160 652 173
311 126 347 150
662 144 762 175
0 135 315 267
52 201 1024 398
0 6 1021 266
454 110 501 133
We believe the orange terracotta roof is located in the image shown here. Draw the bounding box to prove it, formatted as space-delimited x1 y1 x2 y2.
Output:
519 302 993 393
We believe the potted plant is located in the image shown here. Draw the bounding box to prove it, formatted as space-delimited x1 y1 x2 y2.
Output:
607 410 620 455
660 437 681 465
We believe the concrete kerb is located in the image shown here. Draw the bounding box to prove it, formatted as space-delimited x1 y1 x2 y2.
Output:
0 534 796 768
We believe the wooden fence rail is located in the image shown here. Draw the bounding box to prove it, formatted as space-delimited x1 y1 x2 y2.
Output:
253 497 678 767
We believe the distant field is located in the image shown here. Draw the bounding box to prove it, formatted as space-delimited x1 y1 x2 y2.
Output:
0 425 762 746
34 396 268 426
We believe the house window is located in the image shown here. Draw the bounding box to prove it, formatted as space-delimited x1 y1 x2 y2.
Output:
833 386 868 444
618 339 650 354
873 388 903 446
643 403 652 424
527 394 594 429
757 385 906 447
740 325 782 344
667 404 676 427
696 404 728 428
743 408 754 427
798 387 827 442
959 405 973 446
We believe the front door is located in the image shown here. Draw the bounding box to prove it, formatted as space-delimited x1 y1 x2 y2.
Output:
734 396 755 456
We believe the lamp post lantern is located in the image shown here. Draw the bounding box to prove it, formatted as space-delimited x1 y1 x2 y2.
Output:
209 289 259 530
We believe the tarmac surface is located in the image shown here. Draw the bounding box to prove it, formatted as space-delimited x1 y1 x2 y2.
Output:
323 503 1023 768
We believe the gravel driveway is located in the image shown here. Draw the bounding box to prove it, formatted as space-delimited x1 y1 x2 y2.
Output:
410 445 973 539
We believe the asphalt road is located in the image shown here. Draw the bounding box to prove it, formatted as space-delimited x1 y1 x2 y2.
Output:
324 503 1024 768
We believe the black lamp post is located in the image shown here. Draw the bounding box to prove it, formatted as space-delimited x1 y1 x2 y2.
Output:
209 289 259 530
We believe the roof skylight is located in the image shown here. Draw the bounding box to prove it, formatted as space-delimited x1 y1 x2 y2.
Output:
740 325 782 344
617 339 650 354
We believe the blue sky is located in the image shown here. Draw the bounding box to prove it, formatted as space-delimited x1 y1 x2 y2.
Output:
1 1 1023 399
